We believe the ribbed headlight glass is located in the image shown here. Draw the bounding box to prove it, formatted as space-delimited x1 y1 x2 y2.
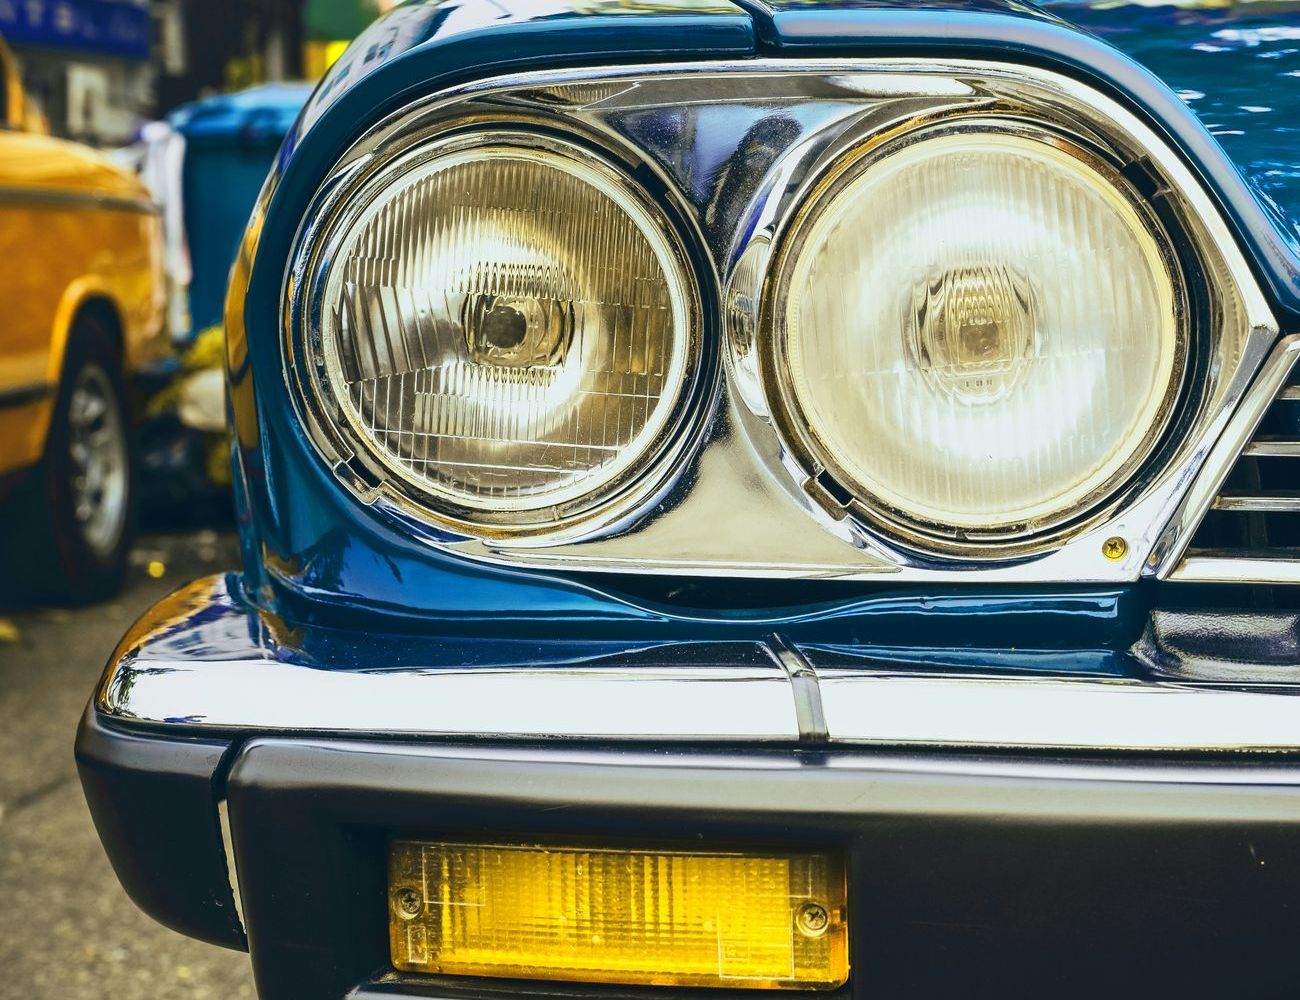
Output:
770 126 1184 544
315 135 697 524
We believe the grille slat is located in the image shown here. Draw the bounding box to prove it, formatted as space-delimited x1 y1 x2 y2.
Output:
1211 492 1300 512
1176 351 1300 581
1241 438 1300 458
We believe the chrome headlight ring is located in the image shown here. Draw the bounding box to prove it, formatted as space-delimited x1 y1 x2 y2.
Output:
757 113 1209 560
286 123 712 540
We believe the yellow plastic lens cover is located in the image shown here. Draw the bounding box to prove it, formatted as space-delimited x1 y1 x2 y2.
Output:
389 840 848 989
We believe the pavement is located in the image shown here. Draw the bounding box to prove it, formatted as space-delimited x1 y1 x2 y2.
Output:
0 529 256 999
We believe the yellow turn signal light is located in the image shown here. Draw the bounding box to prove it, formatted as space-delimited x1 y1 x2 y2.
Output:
389 840 848 989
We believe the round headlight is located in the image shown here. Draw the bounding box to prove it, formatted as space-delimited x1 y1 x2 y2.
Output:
310 133 700 529
767 124 1184 547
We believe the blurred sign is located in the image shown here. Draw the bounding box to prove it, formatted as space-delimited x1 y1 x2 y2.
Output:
0 0 150 60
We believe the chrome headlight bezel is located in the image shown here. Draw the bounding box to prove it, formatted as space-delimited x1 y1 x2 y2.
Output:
281 59 1278 581
286 123 710 539
759 113 1198 559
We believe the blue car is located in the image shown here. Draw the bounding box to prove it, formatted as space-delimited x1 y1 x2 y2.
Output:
78 1 1300 996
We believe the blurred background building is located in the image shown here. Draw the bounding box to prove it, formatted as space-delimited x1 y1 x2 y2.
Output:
0 0 393 146
1 0 153 144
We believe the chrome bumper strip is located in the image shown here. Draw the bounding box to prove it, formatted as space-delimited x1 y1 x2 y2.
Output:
99 576 802 742
105 657 801 741
98 575 1300 752
819 672 1300 751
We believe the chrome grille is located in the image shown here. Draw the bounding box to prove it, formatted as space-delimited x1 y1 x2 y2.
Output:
1174 356 1300 582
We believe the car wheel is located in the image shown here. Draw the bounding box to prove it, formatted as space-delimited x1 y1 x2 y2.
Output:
0 316 136 604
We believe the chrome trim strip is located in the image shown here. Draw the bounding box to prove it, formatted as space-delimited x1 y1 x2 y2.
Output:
0 184 158 215
104 657 802 740
99 577 802 741
817 672 1300 751
99 576 1300 752
765 633 828 745
1155 334 1300 577
1212 494 1300 513
103 646 1300 752
1242 439 1300 457
216 800 246 934
245 742 1300 825
1169 551 1300 584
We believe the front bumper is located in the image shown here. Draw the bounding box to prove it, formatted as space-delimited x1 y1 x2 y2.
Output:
79 574 1300 998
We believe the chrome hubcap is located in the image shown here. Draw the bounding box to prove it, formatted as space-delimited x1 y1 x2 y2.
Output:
68 363 127 556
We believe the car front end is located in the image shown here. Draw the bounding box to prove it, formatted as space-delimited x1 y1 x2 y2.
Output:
78 1 1300 996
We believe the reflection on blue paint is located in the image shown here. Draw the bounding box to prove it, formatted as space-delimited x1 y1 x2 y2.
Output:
1046 1 1300 247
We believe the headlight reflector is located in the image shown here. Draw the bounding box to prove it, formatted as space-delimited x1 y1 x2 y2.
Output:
314 134 699 526
769 125 1184 545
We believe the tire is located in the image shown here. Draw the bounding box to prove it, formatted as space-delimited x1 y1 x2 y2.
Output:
0 316 136 604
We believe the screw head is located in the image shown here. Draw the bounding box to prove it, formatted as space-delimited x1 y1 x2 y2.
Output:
395 887 422 919
1101 536 1128 561
795 901 830 938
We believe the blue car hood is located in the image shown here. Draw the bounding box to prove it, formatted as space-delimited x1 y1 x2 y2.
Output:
288 1 1300 249
1048 2 1300 242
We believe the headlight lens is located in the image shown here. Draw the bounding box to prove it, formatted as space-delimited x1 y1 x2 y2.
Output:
314 134 698 526
769 125 1184 545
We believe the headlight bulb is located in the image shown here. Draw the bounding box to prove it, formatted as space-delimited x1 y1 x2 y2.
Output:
905 263 1039 406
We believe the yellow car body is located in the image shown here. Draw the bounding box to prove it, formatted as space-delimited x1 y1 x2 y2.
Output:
0 36 165 479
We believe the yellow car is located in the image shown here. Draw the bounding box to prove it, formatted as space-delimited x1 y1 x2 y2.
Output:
0 37 165 602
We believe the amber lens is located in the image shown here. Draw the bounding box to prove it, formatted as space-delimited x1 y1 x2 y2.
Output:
389 841 848 989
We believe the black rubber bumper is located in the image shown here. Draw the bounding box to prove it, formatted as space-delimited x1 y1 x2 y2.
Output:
74 706 244 950
80 703 1300 999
